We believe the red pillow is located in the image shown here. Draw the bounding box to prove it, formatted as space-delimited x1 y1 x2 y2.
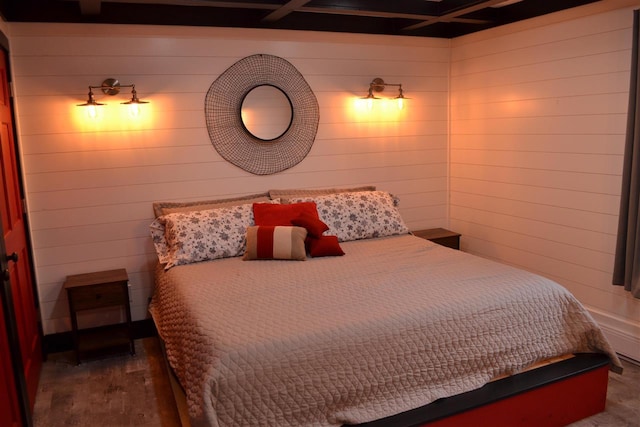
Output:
291 211 329 238
307 235 345 257
253 202 319 226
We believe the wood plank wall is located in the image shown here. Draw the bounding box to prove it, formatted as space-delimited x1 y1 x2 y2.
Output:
450 5 640 360
8 24 450 335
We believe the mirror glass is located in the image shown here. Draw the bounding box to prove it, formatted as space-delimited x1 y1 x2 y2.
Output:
241 85 293 141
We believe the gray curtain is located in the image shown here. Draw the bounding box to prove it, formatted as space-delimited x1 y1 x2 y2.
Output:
613 9 640 298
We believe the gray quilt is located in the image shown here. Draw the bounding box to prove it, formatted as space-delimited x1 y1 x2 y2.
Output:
149 234 621 427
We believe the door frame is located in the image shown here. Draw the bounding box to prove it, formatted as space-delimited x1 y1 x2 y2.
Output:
0 29 40 322
0 27 39 427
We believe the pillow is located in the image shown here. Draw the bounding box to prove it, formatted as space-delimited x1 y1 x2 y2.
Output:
150 202 258 269
307 235 345 257
243 226 307 261
253 202 319 226
153 192 270 218
269 186 376 204
291 211 329 238
288 191 409 242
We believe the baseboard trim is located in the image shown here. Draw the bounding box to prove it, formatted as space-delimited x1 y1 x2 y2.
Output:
587 307 640 363
42 318 156 356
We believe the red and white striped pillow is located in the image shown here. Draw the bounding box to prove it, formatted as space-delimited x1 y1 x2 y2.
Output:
243 226 307 261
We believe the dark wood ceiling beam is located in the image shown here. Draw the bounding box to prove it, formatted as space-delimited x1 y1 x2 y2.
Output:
81 0 278 10
79 0 102 15
297 7 489 25
262 0 312 22
403 0 508 30
299 6 490 24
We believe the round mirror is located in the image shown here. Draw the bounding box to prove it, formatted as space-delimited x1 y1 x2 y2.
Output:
205 53 319 175
240 85 293 141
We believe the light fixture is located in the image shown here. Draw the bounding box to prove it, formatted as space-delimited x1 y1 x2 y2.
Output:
362 78 409 110
76 88 104 118
77 78 149 117
395 85 407 110
362 79 381 110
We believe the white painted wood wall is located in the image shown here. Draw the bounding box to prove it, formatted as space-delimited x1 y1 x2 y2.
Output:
4 1 639 360
450 4 640 360
8 24 450 335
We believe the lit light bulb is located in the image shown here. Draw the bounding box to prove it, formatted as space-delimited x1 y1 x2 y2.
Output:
128 103 140 117
122 87 148 118
367 98 373 110
87 105 97 119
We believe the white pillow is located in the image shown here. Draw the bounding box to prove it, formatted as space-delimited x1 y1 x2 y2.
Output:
150 202 258 269
287 191 409 242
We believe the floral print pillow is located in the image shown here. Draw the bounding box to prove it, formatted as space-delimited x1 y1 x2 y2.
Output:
288 191 409 242
150 203 256 269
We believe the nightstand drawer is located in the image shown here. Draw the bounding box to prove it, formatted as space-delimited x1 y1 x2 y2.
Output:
68 282 127 311
412 228 461 250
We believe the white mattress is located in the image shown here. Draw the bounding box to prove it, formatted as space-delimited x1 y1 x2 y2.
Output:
149 234 621 427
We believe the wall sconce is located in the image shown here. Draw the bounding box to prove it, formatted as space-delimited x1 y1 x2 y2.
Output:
362 78 408 110
77 78 149 118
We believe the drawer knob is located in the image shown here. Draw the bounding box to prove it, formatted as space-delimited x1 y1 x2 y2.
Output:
6 252 18 263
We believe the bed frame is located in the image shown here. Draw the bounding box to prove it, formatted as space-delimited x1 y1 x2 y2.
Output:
354 353 610 427
158 335 611 427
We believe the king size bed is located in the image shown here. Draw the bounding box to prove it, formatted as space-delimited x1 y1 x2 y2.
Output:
148 187 622 427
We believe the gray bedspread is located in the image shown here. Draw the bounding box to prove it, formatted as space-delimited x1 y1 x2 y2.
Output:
149 234 621 427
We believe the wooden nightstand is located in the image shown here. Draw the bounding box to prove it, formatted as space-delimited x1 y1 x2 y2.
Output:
412 228 461 250
64 268 135 364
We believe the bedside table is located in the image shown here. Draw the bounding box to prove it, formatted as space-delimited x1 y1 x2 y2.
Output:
64 268 135 364
412 228 461 250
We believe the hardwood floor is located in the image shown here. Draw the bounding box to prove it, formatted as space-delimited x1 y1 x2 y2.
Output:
33 337 640 427
33 338 180 427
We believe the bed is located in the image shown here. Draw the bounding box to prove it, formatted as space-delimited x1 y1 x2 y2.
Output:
148 188 622 427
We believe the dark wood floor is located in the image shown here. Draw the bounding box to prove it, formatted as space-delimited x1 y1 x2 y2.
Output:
33 337 640 427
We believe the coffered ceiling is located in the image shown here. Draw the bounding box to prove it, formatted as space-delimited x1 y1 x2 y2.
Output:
0 0 601 38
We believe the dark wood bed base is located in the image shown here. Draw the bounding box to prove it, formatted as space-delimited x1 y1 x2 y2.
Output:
158 335 610 427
